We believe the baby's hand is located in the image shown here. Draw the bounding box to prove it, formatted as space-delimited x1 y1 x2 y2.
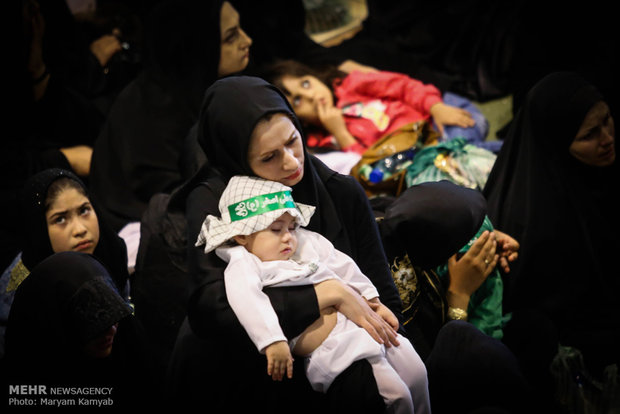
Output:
265 341 293 381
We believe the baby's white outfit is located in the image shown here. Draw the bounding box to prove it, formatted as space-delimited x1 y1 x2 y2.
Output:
217 228 430 414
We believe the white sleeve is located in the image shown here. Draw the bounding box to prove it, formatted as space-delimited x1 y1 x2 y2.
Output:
301 229 380 300
221 246 288 353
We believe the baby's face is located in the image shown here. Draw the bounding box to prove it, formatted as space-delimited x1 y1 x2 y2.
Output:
243 213 299 261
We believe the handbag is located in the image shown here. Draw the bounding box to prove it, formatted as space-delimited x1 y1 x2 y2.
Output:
350 120 439 197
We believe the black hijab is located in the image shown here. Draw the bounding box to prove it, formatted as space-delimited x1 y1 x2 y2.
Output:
18 168 129 293
4 251 132 384
141 0 223 113
193 75 346 247
88 0 226 232
380 180 487 270
482 72 620 364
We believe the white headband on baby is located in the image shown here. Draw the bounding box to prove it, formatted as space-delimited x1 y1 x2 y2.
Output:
196 175 315 253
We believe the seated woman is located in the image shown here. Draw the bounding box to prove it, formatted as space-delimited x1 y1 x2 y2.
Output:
164 76 403 413
483 71 619 412
2 251 156 408
377 180 529 413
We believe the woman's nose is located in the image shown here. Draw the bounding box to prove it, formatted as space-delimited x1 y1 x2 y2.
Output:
601 126 614 145
240 29 252 48
283 149 299 171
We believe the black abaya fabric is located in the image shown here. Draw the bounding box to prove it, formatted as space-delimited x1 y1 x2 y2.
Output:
165 76 398 412
89 0 224 232
18 168 129 294
2 252 156 408
380 180 487 270
483 72 620 375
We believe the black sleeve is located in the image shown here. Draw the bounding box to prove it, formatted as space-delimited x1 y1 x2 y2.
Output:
184 183 321 341
328 174 404 323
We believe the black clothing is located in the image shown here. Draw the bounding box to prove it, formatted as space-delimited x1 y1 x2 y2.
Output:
163 76 400 412
376 181 532 413
89 0 224 232
2 252 155 409
483 73 620 382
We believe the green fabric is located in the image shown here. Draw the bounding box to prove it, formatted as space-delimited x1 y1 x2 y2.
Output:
228 191 296 221
436 215 511 339
405 138 496 190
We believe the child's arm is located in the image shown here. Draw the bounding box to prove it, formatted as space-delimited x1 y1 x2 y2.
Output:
265 341 294 381
429 102 476 136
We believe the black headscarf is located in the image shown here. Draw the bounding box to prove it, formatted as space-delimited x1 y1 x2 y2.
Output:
4 251 132 384
88 0 225 232
18 168 129 293
482 72 619 370
194 75 346 247
142 0 223 113
380 180 487 270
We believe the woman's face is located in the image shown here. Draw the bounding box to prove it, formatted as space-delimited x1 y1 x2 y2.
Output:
83 324 118 359
218 1 252 77
247 113 305 187
570 101 615 167
46 188 100 255
280 74 334 126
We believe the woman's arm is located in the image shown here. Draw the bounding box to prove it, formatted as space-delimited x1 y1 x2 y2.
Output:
314 279 398 346
334 175 403 317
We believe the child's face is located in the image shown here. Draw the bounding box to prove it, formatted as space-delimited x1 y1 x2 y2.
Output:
46 188 100 255
236 213 299 261
280 75 334 126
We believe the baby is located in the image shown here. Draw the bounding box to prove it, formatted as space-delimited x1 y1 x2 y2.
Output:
196 175 430 414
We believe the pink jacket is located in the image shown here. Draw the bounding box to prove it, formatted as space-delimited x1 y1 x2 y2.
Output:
332 70 442 154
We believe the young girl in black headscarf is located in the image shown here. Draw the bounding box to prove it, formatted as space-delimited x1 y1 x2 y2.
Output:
164 76 403 413
9 168 129 294
483 72 619 410
2 251 155 408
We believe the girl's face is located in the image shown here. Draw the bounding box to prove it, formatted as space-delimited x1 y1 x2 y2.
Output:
46 188 100 255
280 74 334 126
218 1 252 77
83 324 118 359
235 213 299 262
247 113 305 187
570 101 615 167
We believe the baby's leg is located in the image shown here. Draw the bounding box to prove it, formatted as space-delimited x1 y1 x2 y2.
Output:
292 307 337 356
368 355 414 414
384 336 431 414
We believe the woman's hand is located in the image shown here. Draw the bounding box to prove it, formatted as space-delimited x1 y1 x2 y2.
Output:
446 230 498 309
90 29 123 68
367 299 401 346
493 229 519 273
314 279 399 347
265 341 293 381
430 102 476 136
